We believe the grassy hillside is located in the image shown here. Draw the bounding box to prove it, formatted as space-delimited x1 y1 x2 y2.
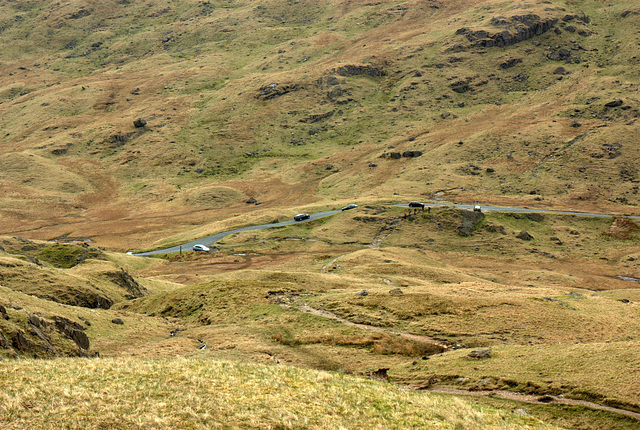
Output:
0 357 557 430
0 0 637 250
0 1 638 429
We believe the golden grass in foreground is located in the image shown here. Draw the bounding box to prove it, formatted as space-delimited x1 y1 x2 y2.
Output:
0 357 557 430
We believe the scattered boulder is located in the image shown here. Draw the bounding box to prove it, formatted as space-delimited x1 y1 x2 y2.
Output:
590 142 622 159
468 348 492 359
133 118 147 128
112 133 130 146
570 120 582 128
245 197 257 204
326 76 339 86
513 409 531 417
111 318 124 325
369 368 389 381
526 213 544 222
380 152 402 159
604 99 623 108
562 13 590 24
402 151 423 158
547 48 571 61
356 290 369 297
450 80 470 93
0 305 8 320
499 58 522 69
327 86 344 99
553 66 567 75
389 288 403 295
516 231 534 241
69 8 92 19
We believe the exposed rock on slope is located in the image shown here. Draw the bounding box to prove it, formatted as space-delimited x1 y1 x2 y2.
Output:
456 14 559 48
0 307 97 359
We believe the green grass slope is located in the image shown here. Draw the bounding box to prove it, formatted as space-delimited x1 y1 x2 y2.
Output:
0 0 637 250
0 357 558 430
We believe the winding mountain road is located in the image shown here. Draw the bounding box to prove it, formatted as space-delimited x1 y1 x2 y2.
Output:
134 202 639 256
134 209 341 256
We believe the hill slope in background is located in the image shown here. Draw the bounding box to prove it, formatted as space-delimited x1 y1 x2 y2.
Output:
0 0 637 250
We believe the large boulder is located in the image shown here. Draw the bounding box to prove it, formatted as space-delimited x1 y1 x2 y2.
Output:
459 210 485 237
516 231 534 241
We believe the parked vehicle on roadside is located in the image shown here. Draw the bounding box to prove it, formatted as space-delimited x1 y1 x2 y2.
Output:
192 244 210 252
294 213 310 221
341 204 358 211
473 201 482 212
408 201 425 208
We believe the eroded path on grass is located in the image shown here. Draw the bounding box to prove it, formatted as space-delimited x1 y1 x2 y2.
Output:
286 303 640 420
284 303 449 351
424 387 640 421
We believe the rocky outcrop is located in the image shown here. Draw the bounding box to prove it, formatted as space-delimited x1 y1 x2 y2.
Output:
459 210 484 237
335 65 385 77
456 14 558 49
52 316 90 350
0 311 95 359
101 268 147 299
256 83 299 100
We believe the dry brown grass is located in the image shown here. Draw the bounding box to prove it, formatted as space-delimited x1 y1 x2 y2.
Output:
0 0 636 251
0 357 558 430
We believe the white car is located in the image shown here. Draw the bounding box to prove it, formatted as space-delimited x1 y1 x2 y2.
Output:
192 244 210 252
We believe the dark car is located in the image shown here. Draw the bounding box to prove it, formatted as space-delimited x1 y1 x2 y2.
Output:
294 213 310 221
408 201 425 208
341 204 358 211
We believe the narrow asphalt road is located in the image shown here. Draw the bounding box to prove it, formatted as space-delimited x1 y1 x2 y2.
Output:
134 203 639 256
134 209 341 256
